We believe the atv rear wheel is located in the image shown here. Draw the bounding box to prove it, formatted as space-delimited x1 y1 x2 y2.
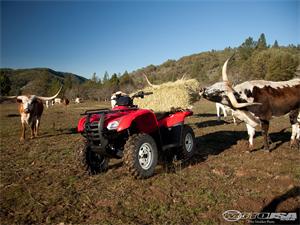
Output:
77 144 109 175
124 133 158 179
179 125 195 160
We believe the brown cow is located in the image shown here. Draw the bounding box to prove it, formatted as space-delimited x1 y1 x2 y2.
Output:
201 58 300 151
3 87 62 141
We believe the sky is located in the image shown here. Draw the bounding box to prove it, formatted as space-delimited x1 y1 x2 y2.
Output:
1 0 299 79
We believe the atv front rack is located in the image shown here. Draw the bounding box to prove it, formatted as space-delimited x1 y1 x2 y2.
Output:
83 107 137 146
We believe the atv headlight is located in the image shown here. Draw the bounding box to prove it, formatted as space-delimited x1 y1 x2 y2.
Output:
107 120 120 130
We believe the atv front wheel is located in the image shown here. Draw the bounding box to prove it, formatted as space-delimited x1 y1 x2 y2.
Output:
179 125 195 160
77 144 109 175
124 133 158 179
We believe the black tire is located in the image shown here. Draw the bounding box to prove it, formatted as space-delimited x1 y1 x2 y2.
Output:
124 133 158 179
179 125 195 160
76 142 109 175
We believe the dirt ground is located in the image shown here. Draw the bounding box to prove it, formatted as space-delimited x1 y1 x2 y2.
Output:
0 99 299 225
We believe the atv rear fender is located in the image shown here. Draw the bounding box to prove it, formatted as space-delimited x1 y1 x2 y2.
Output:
158 110 193 127
117 109 158 133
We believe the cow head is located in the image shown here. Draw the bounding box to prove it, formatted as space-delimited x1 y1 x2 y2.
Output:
200 82 231 106
3 86 62 113
17 95 39 113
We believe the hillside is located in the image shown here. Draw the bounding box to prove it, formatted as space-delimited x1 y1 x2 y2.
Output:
1 35 300 100
130 46 300 88
0 68 87 96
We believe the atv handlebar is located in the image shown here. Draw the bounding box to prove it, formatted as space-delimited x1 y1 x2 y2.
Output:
132 91 153 99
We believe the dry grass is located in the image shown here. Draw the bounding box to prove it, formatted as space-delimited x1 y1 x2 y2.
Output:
0 100 299 224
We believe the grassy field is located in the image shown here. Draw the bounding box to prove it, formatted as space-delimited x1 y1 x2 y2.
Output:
0 99 299 225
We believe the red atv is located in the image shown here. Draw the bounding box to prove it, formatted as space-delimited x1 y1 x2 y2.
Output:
77 91 195 179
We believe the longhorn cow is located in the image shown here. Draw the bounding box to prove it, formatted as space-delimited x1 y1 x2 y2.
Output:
2 87 62 141
201 58 300 151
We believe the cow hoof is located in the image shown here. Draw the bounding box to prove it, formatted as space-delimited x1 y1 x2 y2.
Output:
20 138 25 142
246 145 254 153
290 140 299 150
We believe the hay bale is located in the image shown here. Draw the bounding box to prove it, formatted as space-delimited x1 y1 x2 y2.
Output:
133 79 200 112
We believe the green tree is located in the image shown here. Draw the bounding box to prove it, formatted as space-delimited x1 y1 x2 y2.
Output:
0 73 11 96
103 71 109 84
251 51 270 79
109 73 120 92
266 51 298 81
238 37 256 60
91 72 98 83
256 33 267 50
240 59 254 80
120 71 132 85
272 40 279 48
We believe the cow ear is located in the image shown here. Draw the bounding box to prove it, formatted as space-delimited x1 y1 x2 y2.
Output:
17 99 22 103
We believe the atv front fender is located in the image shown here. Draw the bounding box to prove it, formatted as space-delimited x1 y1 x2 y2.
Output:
117 109 158 133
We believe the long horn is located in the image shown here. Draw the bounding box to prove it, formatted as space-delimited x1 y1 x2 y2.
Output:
234 109 260 128
0 96 17 99
222 58 261 109
143 73 159 88
35 86 62 101
0 95 17 103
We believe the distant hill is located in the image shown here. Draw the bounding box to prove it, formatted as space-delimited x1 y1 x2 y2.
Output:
128 35 300 88
1 34 299 100
0 68 87 96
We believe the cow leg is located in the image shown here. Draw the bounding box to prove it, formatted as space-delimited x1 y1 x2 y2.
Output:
246 123 255 152
261 120 271 151
290 110 299 149
223 107 227 117
30 122 35 139
20 122 26 141
216 104 221 120
35 119 40 137
231 110 237 125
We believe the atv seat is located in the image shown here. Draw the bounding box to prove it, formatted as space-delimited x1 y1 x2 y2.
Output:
154 112 171 121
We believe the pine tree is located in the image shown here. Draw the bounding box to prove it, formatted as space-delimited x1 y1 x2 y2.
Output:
272 40 279 48
109 73 120 92
91 72 98 83
103 71 109 84
251 51 270 79
238 37 256 60
266 51 298 81
256 33 267 50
